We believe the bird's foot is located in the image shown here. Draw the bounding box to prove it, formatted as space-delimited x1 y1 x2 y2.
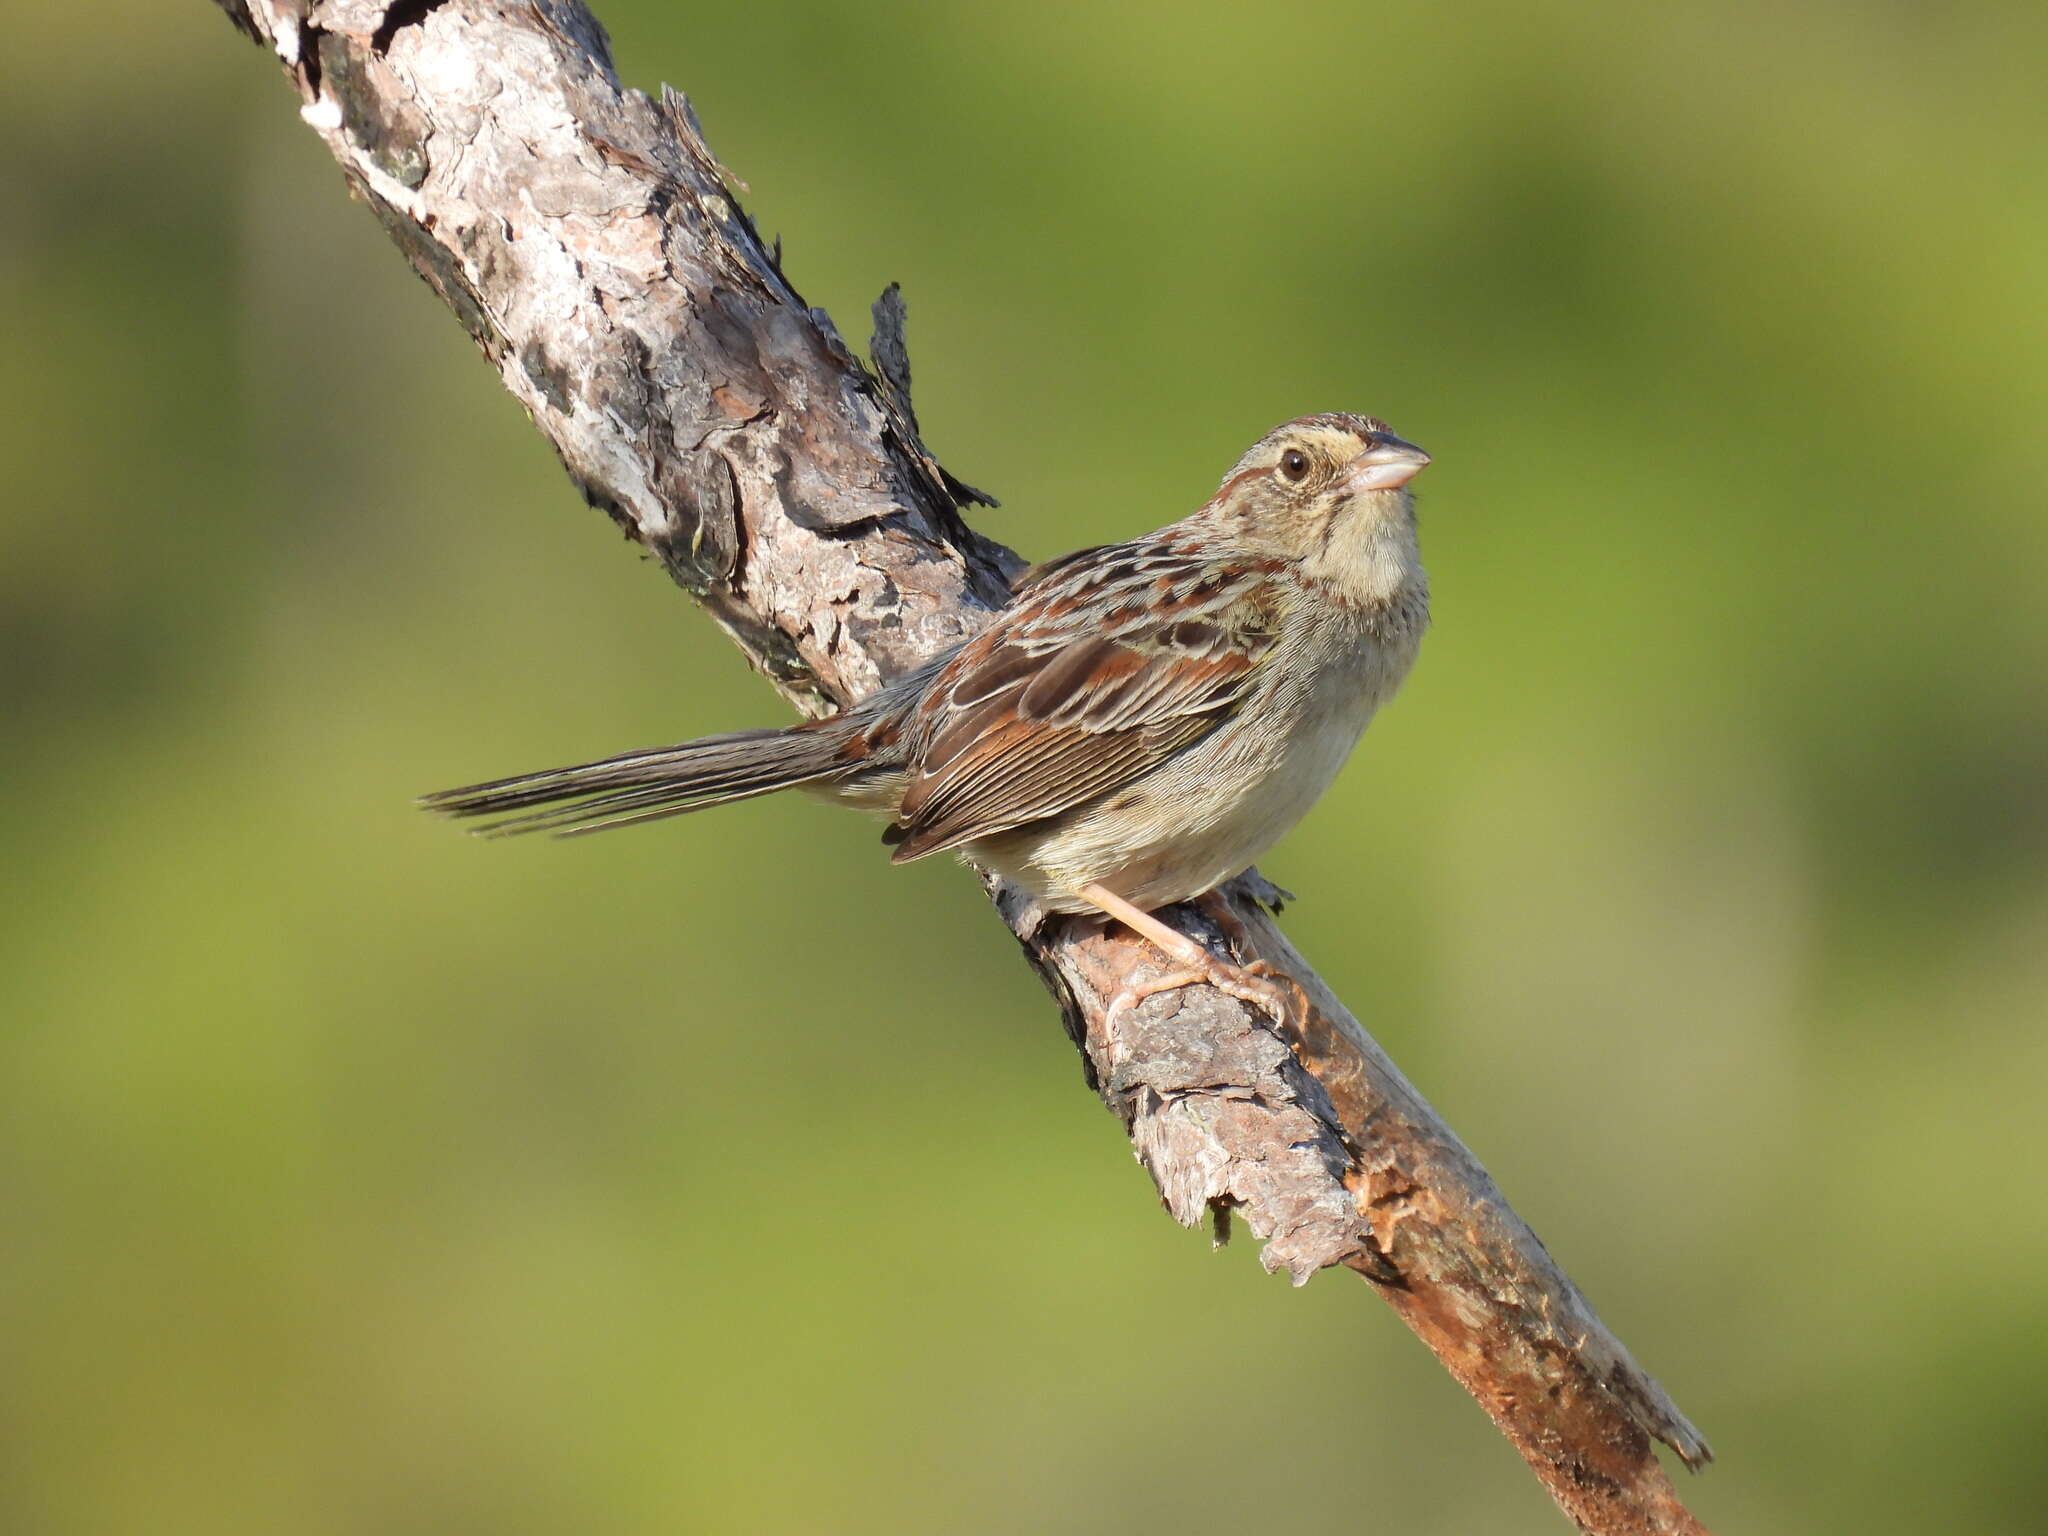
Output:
1075 882 1310 1040
1104 954 1309 1039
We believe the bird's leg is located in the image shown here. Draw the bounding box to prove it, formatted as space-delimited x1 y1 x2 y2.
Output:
1075 881 1211 969
1076 882 1305 1036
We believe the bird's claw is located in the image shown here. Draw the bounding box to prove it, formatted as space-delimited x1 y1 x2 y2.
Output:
1204 958 1312 1041
1104 966 1210 1032
1103 957 1310 1040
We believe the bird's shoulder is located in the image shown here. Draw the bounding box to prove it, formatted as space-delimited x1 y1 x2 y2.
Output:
998 534 1295 669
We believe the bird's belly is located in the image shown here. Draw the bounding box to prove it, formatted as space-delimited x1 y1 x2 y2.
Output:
982 672 1382 914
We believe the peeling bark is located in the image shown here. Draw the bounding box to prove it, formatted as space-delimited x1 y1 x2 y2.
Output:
212 3 1713 1529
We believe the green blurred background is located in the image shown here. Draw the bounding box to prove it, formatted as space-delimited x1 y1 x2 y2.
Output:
4 2 2045 1531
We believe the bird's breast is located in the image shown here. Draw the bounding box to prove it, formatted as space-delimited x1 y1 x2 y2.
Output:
996 600 1425 912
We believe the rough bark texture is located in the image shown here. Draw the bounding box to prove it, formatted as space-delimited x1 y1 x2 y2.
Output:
212 4 1714 1530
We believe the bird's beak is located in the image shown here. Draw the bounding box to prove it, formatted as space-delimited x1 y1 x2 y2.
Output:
1344 434 1432 493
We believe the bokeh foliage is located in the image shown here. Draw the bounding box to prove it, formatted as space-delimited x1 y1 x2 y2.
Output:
4 3 2045 1531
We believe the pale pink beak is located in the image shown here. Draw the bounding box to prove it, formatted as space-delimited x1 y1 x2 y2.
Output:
1344 434 1432 493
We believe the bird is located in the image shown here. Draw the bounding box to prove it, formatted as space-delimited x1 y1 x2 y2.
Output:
421 413 1432 1022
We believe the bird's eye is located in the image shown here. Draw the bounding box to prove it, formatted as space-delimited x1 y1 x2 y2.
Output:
1280 449 1311 482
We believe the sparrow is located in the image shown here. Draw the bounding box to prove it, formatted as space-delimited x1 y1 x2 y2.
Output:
423 414 1432 1018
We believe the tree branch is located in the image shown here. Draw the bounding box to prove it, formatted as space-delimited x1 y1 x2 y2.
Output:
213 4 1713 1528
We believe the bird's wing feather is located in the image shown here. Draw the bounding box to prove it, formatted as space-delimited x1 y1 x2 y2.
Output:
885 542 1287 861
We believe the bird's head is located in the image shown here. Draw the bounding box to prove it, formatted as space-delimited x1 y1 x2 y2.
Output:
1205 413 1432 599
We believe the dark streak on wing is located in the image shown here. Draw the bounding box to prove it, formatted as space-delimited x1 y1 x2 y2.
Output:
882 539 1284 862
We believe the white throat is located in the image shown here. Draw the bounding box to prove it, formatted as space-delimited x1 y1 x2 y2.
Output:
1306 489 1426 610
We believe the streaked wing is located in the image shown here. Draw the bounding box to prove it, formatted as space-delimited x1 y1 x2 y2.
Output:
884 541 1287 861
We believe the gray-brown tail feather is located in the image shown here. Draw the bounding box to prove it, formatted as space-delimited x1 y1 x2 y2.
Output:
418 726 846 838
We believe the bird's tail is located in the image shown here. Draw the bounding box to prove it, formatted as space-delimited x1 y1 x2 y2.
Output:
418 724 849 838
